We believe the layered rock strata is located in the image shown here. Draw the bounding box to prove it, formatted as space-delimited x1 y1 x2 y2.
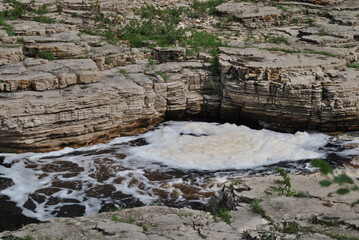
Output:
219 47 359 131
0 0 358 152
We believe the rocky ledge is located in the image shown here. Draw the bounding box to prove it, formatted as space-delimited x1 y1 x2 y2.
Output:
0 0 358 152
1 173 358 240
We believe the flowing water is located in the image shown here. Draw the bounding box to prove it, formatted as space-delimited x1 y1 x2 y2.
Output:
0 121 358 230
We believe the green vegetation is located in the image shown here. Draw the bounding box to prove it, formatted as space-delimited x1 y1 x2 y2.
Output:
199 233 208 239
32 16 53 23
119 69 129 78
311 159 359 206
250 198 272 221
0 19 15 36
137 222 148 232
155 71 168 81
318 28 328 36
190 0 226 17
271 3 288 11
347 62 359 69
36 51 55 60
265 35 291 45
306 50 339 57
306 18 315 26
213 208 231 224
282 221 300 234
263 47 301 54
272 168 295 196
35 4 49 15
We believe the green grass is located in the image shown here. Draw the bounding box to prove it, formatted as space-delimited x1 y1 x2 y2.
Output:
36 4 49 15
306 50 339 58
282 221 300 234
263 47 301 54
190 0 226 17
36 51 55 60
155 71 168 81
250 199 265 216
323 232 359 240
32 16 53 23
119 69 129 78
137 222 148 232
271 3 288 11
347 62 359 68
214 208 231 224
318 28 328 36
265 35 291 45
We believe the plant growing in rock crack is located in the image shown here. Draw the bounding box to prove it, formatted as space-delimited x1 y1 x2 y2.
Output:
250 198 272 221
265 35 291 45
311 159 359 206
272 167 295 196
347 63 359 69
155 71 168 82
267 168 308 197
213 208 231 224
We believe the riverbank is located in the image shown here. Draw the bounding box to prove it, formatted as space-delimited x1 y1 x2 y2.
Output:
1 173 358 240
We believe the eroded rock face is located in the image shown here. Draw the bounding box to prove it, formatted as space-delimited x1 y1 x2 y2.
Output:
219 47 359 131
0 0 358 152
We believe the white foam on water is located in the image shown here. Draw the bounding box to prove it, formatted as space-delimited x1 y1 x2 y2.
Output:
0 121 346 222
129 121 329 170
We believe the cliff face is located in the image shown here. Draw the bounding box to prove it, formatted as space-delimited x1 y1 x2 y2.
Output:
219 47 359 132
0 0 358 152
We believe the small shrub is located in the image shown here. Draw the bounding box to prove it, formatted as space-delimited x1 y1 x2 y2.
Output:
273 168 295 196
36 4 49 15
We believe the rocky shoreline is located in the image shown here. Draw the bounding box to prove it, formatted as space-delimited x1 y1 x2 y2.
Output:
0 0 358 152
1 173 358 240
0 0 358 239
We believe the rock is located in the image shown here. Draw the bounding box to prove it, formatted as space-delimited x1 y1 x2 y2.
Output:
153 47 186 63
216 2 294 29
218 47 359 131
0 45 23 66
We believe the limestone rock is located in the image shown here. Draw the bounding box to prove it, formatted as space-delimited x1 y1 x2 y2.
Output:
219 47 359 131
0 45 23 66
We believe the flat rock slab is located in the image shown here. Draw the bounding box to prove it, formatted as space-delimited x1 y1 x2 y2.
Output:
0 206 241 240
0 59 100 92
216 2 283 19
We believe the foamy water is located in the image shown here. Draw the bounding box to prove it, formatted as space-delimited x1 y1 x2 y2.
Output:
0 121 357 221
130 122 328 170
